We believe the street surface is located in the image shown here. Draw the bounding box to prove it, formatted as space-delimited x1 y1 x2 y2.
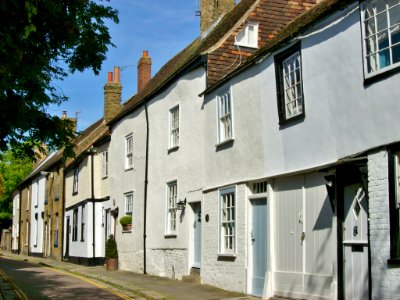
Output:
0 256 131 299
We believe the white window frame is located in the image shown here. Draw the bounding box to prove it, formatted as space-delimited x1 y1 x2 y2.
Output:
81 205 85 242
218 186 236 255
102 150 108 178
169 104 180 149
125 134 133 170
166 181 178 235
73 165 79 194
125 192 133 215
26 188 30 211
217 87 233 144
235 22 258 48
361 0 400 78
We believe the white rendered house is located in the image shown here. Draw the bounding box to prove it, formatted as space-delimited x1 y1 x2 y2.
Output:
201 0 400 299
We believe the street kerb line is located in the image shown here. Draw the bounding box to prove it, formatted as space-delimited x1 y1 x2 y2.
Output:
0 267 29 300
46 267 134 300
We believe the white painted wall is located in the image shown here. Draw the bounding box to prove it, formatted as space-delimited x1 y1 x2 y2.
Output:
201 2 399 298
65 156 91 207
109 66 206 277
12 191 19 252
30 176 45 254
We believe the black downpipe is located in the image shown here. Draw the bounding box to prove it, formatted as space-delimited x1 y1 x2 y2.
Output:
143 102 149 274
90 151 95 261
61 164 66 260
18 189 22 254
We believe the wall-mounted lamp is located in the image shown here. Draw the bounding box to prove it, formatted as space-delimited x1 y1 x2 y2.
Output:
177 198 187 210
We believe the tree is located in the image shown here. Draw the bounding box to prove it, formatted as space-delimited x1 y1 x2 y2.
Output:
0 0 119 159
0 151 33 221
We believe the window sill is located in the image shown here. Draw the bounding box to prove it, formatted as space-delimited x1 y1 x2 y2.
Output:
217 253 237 261
125 167 133 172
234 42 258 49
215 138 234 148
278 112 305 127
102 176 108 180
72 192 78 196
364 64 400 86
164 234 177 239
388 258 400 266
167 145 179 154
122 230 132 233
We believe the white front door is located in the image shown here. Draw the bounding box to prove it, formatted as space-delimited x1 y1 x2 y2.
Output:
343 184 369 300
193 203 201 268
250 198 267 296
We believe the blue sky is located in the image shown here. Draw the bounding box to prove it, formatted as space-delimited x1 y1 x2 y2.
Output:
49 1 202 131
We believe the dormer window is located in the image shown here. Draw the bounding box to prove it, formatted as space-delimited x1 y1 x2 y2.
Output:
235 22 258 48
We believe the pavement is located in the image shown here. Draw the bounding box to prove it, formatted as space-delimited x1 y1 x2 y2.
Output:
0 251 270 300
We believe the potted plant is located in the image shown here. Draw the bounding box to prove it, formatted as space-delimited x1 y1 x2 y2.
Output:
120 215 132 231
105 234 118 271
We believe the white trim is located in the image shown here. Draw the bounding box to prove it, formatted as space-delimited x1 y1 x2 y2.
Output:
235 21 259 48
360 0 400 78
168 103 180 150
216 85 234 144
124 191 134 215
125 133 133 170
165 180 178 235
218 185 237 255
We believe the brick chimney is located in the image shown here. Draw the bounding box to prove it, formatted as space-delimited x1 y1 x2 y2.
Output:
104 66 122 123
137 51 151 93
200 0 235 34
61 111 77 134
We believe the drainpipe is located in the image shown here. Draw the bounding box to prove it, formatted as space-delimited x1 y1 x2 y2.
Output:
143 101 149 274
61 163 66 260
18 189 22 254
90 149 96 262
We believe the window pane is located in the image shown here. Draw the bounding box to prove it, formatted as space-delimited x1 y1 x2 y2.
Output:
376 1 387 14
377 12 388 32
392 25 400 43
378 30 390 50
389 5 400 25
379 48 391 67
392 44 400 63
365 18 376 37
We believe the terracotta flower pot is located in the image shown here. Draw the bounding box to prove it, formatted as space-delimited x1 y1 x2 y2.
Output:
106 258 118 271
122 224 132 231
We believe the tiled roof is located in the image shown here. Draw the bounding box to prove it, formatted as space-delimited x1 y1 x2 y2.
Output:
109 0 258 124
65 118 110 169
203 0 354 94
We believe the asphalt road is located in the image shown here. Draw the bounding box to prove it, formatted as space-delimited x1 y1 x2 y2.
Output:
0 256 129 300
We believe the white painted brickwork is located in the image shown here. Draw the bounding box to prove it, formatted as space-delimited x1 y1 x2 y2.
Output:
119 250 143 273
147 249 187 279
201 185 247 293
368 150 400 300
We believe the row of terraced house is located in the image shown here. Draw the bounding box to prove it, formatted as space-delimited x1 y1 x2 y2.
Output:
9 0 400 299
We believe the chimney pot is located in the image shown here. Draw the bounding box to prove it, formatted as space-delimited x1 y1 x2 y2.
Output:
107 72 113 83
114 66 120 83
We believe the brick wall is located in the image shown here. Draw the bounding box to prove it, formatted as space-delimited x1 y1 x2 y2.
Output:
368 150 400 300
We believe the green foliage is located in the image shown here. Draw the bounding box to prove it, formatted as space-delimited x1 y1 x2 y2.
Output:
0 0 119 159
105 234 118 259
119 215 132 226
0 151 33 220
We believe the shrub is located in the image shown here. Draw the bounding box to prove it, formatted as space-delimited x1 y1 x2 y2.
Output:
119 215 132 225
105 234 118 259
